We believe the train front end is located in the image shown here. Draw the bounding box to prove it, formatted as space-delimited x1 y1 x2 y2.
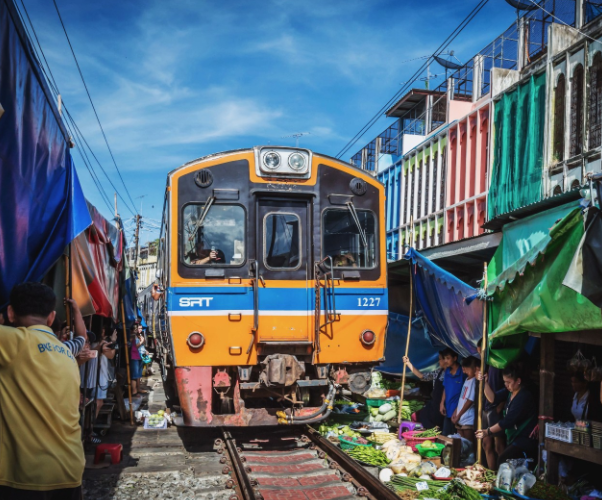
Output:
158 147 388 426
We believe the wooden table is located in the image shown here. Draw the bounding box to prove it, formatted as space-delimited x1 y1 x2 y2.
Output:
545 438 602 483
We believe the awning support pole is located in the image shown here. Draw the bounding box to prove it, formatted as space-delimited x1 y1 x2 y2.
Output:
120 300 134 425
398 215 414 424
477 262 488 464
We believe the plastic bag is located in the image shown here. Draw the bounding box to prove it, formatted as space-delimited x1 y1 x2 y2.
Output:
496 462 515 490
516 472 536 495
567 350 592 374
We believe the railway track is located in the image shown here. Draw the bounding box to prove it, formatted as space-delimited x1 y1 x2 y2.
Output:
216 425 400 500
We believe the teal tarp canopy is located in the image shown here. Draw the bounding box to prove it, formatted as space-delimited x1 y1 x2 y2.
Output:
488 73 546 219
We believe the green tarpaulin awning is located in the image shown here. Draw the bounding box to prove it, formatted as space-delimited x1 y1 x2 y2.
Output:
487 206 602 368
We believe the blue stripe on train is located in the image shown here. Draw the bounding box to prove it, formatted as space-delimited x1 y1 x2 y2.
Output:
168 287 388 312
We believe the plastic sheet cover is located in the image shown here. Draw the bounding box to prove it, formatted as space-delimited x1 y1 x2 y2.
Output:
377 313 442 376
405 248 482 359
0 1 91 307
487 208 602 368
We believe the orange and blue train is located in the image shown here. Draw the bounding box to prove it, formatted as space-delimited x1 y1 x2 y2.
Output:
153 146 388 426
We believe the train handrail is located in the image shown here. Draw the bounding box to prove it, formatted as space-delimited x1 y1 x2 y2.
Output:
246 260 259 354
314 256 337 354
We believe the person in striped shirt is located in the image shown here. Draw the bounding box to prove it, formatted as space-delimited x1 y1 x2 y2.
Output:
60 298 88 356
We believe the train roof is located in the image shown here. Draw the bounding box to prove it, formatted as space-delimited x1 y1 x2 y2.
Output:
165 147 371 179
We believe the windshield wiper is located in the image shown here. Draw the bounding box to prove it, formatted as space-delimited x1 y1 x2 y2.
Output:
346 201 368 250
188 196 215 245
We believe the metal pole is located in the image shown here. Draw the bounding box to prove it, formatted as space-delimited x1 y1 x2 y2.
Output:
477 262 488 464
120 300 134 425
398 216 414 424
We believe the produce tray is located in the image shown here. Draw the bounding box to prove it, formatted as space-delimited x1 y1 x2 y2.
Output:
337 436 372 450
416 442 445 457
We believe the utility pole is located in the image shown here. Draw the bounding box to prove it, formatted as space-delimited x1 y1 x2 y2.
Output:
133 214 141 274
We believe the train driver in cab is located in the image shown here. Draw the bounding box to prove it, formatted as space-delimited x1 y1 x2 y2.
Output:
333 250 358 267
188 241 226 265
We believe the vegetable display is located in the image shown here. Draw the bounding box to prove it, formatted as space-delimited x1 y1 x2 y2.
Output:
528 481 572 500
345 446 391 467
456 464 495 492
388 475 450 493
413 427 441 438
367 432 398 444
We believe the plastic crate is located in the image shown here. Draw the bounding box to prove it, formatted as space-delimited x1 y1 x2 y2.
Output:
545 422 573 443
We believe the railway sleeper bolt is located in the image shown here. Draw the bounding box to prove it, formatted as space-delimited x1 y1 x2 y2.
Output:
253 489 263 499
329 461 339 470
357 487 368 498
222 466 231 474
225 479 235 489
229 495 238 500
216 447 224 454
250 479 258 486
240 456 247 462
245 466 252 474
318 451 326 459
300 435 310 443
236 447 242 453
309 444 317 450
342 473 352 482
220 457 228 464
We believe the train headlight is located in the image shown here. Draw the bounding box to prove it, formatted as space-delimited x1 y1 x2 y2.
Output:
263 151 281 169
288 152 305 171
187 331 205 349
360 330 376 346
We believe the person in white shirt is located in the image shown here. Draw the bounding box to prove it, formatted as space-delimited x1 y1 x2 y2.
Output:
452 356 479 446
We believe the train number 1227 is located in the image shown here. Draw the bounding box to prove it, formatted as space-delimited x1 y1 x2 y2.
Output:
357 297 381 307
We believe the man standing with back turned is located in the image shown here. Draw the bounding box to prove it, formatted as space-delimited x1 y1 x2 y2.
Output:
0 283 85 499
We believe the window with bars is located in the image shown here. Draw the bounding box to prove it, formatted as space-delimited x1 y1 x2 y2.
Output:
431 153 438 213
417 160 423 218
589 53 602 150
554 74 566 162
439 150 446 210
570 65 584 157
424 156 426 215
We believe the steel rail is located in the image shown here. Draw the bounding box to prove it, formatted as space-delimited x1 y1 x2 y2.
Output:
219 428 260 500
305 425 400 500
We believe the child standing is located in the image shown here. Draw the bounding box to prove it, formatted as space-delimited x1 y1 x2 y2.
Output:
452 356 479 445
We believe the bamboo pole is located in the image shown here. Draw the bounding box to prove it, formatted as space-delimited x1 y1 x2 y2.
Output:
120 301 134 425
398 216 414 424
476 262 488 464
65 244 72 330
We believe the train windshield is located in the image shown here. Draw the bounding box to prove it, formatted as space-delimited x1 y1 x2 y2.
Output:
323 209 376 269
182 204 245 266
264 213 301 270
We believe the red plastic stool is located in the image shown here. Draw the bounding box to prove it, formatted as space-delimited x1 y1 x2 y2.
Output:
94 443 122 465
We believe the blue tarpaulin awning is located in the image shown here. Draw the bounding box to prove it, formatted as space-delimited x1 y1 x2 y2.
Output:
405 248 483 359
377 312 442 376
0 0 91 306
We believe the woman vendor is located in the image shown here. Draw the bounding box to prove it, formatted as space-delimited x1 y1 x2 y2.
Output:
476 363 537 462
570 372 602 421
403 351 446 429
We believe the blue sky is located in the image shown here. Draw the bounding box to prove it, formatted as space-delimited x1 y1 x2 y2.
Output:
23 0 519 244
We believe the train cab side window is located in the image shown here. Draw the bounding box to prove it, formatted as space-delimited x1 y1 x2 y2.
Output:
323 209 376 269
182 204 245 266
264 213 301 270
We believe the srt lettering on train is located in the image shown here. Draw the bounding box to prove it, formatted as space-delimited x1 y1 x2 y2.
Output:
179 297 214 307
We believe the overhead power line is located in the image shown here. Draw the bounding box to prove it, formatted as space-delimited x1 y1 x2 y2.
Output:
335 0 491 160
52 0 138 215
14 0 137 218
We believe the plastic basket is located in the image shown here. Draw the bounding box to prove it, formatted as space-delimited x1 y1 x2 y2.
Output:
415 442 445 457
338 435 372 450
544 422 573 443
402 430 438 451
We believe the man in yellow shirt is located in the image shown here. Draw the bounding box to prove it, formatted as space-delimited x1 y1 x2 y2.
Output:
0 283 85 499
